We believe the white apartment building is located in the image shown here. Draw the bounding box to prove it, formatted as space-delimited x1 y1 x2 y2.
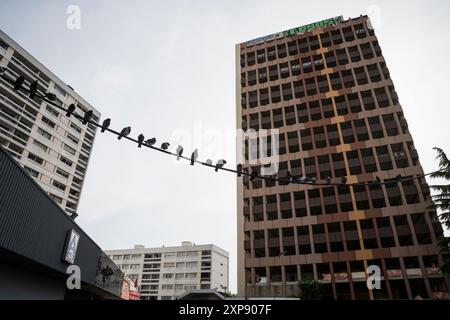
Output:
0 30 100 216
106 241 229 300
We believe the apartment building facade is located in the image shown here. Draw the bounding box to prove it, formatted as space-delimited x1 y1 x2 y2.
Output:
236 16 450 299
0 30 100 216
106 242 229 300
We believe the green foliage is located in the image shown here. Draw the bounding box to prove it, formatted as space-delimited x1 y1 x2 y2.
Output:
298 280 324 300
430 147 450 274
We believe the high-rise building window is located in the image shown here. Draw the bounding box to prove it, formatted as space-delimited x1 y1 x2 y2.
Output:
60 156 73 167
37 127 52 140
63 144 76 155
33 139 48 152
24 166 39 178
41 116 56 129
49 193 63 204
55 167 69 179
52 180 66 192
70 122 82 133
67 133 79 145
27 152 43 165
45 106 59 118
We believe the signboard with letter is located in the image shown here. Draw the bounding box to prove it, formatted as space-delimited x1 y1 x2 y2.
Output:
62 229 80 264
245 16 344 47
282 16 344 38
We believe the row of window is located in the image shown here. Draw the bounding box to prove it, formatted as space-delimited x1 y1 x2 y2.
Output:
41 114 91 153
121 262 200 270
163 251 200 258
162 273 198 279
244 177 427 219
26 151 82 195
142 284 198 291
112 251 212 261
111 254 142 260
245 256 448 299
6 52 99 125
43 102 97 144
1 66 97 143
246 213 440 257
241 22 374 67
241 42 384 87
242 74 394 110
244 141 419 187
244 114 408 158
163 262 200 268
28 139 83 170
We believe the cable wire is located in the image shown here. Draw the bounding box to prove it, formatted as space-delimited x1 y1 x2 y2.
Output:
0 69 443 188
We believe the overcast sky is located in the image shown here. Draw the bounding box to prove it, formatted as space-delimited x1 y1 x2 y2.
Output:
1 0 449 293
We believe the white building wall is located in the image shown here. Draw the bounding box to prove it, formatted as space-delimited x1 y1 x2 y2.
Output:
106 242 229 300
0 30 100 215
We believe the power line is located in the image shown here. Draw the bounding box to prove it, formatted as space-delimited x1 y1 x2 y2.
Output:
0 68 444 188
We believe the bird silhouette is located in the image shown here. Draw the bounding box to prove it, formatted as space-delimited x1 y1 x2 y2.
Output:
190 149 198 165
101 118 111 133
118 127 131 140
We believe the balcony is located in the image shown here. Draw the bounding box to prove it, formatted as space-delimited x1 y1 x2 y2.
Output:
344 231 359 241
308 197 321 208
280 202 292 211
395 225 411 236
378 227 393 237
425 267 441 276
253 239 265 249
282 236 295 247
328 232 342 242
266 203 277 212
351 272 366 281
297 235 310 245
268 238 279 248
406 268 422 278
253 204 263 214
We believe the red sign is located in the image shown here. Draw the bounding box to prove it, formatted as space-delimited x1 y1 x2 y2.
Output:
387 269 402 279
129 291 141 300
334 273 349 281
321 273 331 281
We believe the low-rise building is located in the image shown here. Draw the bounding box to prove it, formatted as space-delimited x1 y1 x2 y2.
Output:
106 241 229 300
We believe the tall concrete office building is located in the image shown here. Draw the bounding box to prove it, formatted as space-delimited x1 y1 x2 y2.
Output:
106 241 229 300
0 30 100 216
236 15 450 299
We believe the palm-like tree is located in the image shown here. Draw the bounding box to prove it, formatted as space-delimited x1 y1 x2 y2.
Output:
429 148 450 274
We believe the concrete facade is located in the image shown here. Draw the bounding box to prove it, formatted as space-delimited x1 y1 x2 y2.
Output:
236 15 450 299
106 241 229 300
0 30 100 216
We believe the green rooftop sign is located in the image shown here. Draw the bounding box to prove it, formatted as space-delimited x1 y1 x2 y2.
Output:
283 16 344 37
244 16 344 47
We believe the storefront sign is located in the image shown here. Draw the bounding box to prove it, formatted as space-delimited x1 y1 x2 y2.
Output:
283 16 344 38
245 16 344 47
62 229 80 264
245 32 284 47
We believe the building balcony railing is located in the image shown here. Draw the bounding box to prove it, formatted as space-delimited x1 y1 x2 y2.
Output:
406 268 422 278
